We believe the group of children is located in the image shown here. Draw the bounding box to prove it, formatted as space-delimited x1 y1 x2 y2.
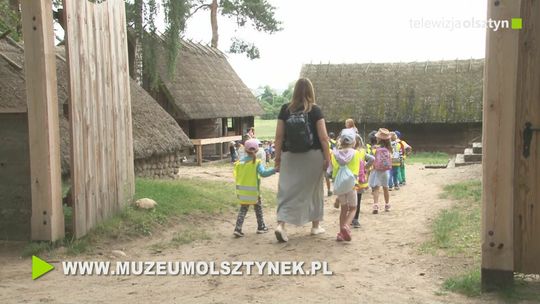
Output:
229 137 275 164
327 121 412 241
231 120 412 242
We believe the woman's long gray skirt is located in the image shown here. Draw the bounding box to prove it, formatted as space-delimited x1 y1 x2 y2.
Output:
276 149 324 226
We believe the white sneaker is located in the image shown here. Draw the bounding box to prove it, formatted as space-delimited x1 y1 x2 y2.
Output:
275 224 288 242
311 227 326 235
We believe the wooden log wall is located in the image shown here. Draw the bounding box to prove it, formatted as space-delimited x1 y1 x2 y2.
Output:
64 0 134 238
134 152 187 179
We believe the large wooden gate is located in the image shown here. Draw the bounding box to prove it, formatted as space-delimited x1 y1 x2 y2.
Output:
64 0 135 238
482 0 540 287
514 0 540 274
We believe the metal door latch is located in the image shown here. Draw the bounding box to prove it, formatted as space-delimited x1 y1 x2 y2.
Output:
523 122 540 158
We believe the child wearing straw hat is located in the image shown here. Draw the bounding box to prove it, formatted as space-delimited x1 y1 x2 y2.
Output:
233 139 276 237
369 128 393 214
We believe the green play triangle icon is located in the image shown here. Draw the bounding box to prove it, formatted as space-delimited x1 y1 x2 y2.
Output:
32 256 54 280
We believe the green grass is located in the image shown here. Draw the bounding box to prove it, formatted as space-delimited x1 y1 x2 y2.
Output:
22 178 276 257
254 117 277 140
421 180 481 256
443 269 482 297
407 152 450 165
423 180 540 301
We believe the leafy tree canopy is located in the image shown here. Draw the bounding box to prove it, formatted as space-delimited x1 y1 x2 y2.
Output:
257 83 293 120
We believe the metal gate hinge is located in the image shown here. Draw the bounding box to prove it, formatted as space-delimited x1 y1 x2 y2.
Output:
523 122 540 158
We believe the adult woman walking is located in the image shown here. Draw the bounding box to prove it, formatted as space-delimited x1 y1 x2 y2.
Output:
273 78 331 242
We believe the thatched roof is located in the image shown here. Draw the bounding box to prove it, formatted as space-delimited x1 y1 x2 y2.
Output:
0 39 31 113
301 59 484 124
129 79 192 159
0 39 191 175
156 39 263 120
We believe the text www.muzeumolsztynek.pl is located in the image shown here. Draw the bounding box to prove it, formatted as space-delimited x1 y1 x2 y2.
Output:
61 261 333 276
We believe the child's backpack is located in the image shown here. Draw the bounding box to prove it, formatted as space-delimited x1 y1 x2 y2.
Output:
391 141 402 165
358 150 367 184
333 164 356 195
284 111 314 153
373 147 392 171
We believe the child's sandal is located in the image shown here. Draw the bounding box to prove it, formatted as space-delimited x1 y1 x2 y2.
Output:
340 226 352 241
372 204 379 214
385 204 391 212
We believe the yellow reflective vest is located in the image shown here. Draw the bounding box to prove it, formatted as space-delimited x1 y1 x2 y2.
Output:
330 150 361 180
234 159 261 205
329 139 337 150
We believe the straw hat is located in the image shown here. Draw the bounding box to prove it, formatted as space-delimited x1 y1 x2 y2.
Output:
375 128 391 140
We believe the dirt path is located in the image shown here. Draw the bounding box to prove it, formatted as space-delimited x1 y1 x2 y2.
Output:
2 163 505 304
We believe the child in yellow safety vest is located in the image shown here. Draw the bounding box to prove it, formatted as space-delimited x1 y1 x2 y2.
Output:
394 131 412 185
326 130 361 242
389 132 402 191
351 134 375 228
233 139 276 237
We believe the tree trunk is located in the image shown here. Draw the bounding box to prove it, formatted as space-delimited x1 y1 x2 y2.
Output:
133 0 144 85
210 0 218 48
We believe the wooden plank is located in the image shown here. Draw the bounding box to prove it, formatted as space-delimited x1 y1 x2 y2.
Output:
103 4 115 219
514 0 540 274
108 0 122 213
117 0 134 206
196 145 203 166
191 135 242 146
65 0 134 238
93 4 105 222
0 108 27 114
20 0 64 241
64 0 85 237
481 0 521 286
85 1 97 231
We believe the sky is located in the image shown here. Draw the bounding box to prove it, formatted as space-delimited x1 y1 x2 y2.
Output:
182 0 489 91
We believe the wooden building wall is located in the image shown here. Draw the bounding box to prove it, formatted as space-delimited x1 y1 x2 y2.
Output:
327 122 482 153
0 113 31 240
190 119 221 156
64 0 134 238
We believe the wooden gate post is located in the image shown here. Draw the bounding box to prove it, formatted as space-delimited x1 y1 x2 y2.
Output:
21 0 64 241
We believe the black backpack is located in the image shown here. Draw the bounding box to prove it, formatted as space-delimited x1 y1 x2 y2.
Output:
284 111 314 153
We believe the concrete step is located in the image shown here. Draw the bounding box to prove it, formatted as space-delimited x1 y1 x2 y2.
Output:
455 154 482 167
472 142 482 154
464 148 482 162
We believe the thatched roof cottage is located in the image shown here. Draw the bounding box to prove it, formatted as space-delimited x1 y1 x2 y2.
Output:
138 39 263 159
0 38 192 239
301 59 484 152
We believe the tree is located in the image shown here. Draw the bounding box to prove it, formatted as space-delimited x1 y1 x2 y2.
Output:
257 85 291 120
125 0 190 87
190 0 282 59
